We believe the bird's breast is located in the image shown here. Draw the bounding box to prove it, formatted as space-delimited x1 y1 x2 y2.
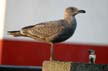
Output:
52 19 77 43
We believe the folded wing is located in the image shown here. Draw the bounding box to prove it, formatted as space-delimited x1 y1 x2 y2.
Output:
21 21 64 41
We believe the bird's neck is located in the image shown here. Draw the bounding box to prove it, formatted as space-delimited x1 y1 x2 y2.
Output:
64 15 75 24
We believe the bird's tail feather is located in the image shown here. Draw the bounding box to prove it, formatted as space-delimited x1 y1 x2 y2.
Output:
8 31 22 37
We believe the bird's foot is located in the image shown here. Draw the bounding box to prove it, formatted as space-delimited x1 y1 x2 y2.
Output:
50 57 54 61
50 58 64 62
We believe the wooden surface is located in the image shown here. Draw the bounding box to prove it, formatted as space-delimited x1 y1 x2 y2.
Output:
43 61 71 71
42 61 108 71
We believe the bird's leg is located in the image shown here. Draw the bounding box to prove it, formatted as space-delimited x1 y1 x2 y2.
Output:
50 43 54 61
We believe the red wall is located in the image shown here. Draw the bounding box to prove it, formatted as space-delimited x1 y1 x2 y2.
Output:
0 39 108 66
0 40 3 64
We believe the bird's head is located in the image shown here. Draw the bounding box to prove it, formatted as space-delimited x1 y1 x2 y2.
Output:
64 7 86 17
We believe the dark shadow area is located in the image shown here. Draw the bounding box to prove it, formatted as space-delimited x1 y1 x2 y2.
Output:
71 63 108 71
0 65 42 71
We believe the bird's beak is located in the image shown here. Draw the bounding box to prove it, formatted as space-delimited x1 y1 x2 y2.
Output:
78 10 86 13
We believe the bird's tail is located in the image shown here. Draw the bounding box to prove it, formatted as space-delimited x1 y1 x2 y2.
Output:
8 31 22 37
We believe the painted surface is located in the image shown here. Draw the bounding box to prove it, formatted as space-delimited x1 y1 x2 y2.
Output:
0 40 3 64
0 0 6 39
0 39 108 66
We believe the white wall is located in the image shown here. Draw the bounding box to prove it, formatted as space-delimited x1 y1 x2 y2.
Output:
4 0 108 45
0 0 6 39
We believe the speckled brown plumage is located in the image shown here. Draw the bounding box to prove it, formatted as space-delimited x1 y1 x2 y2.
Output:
23 21 64 41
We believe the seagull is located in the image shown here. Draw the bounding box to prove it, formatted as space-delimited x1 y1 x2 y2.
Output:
8 7 86 61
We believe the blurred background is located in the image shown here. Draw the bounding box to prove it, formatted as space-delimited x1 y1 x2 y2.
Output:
4 0 108 45
0 0 108 67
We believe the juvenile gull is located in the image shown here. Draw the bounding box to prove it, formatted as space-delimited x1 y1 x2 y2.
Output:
8 7 86 61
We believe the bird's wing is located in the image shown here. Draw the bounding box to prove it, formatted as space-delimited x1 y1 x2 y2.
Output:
26 21 64 40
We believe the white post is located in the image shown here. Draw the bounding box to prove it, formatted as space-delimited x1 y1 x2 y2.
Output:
0 0 6 39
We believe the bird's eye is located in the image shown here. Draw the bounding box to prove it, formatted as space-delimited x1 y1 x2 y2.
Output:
70 8 74 10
